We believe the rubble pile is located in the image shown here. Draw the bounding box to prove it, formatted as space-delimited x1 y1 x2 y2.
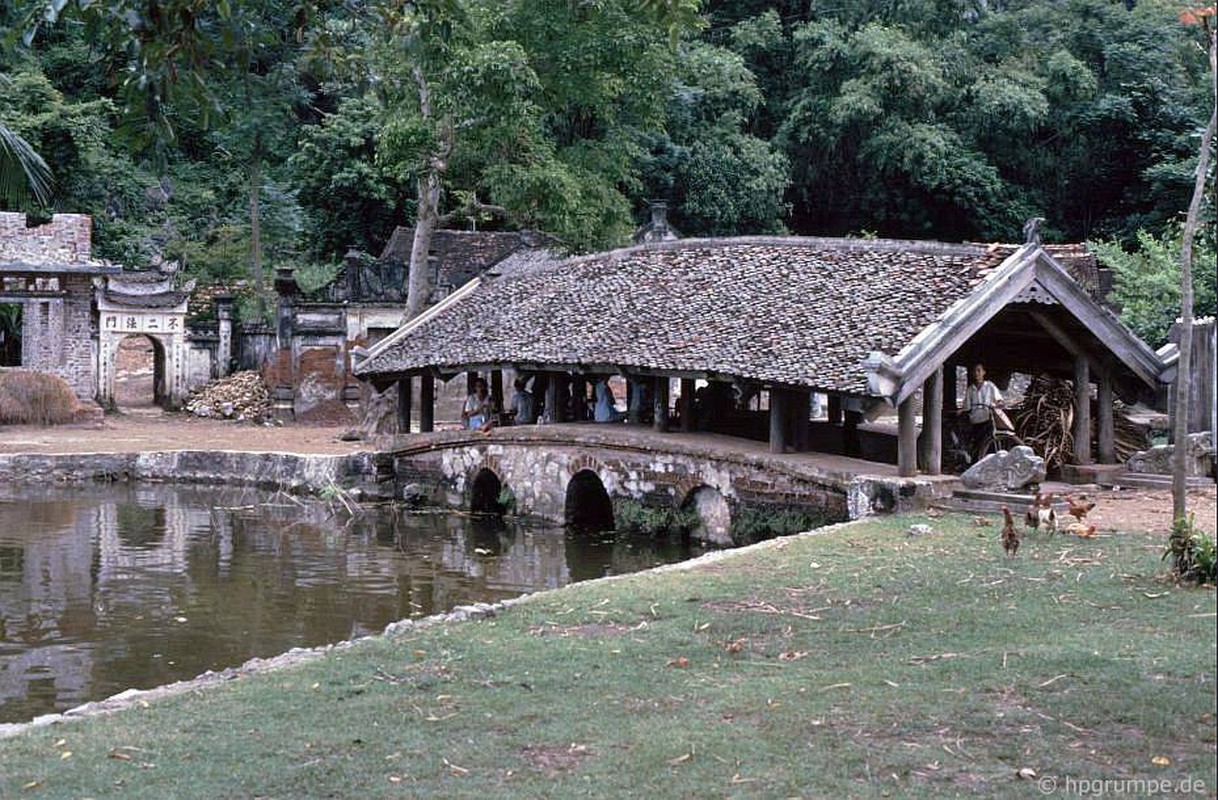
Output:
185 371 273 421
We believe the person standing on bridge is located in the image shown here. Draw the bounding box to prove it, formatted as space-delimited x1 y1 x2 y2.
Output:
506 376 537 425
594 378 625 423
462 378 493 432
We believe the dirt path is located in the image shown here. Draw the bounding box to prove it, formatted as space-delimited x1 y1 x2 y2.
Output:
0 411 369 456
1 412 1213 536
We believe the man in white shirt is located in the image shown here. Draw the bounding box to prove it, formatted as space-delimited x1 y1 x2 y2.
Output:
960 363 1004 464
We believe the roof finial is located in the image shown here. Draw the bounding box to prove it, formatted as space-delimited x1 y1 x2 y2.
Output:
1023 216 1046 246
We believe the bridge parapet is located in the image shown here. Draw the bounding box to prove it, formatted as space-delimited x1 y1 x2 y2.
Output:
383 425 956 544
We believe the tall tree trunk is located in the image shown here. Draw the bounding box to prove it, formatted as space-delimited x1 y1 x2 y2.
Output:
249 153 263 291
406 167 442 319
1173 23 1217 521
404 64 450 321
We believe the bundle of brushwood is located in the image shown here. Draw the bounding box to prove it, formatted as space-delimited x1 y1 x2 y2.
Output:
1008 374 1151 472
185 370 273 421
1010 375 1076 470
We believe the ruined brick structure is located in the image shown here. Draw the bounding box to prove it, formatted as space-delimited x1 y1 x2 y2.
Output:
0 213 118 398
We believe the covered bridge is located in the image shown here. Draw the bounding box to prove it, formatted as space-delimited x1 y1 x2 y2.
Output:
353 234 1167 478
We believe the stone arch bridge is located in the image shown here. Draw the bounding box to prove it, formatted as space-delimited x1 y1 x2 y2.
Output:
387 426 950 545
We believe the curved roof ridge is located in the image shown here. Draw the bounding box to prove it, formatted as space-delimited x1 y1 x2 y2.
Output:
553 235 1002 271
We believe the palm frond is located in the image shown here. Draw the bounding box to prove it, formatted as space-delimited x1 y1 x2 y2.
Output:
0 122 53 207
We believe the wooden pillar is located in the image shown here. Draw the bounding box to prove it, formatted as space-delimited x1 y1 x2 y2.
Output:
827 394 843 425
419 374 435 432
679 378 695 432
920 367 944 475
898 394 918 477
490 370 504 417
943 364 958 412
550 373 567 423
794 390 811 452
1097 367 1115 464
396 377 412 434
1073 356 1092 465
769 388 788 454
653 376 670 432
627 379 642 424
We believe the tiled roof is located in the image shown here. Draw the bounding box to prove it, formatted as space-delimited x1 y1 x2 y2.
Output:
356 236 1031 395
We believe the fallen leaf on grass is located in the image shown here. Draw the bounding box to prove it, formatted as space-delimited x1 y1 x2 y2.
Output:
107 750 133 762
730 773 755 784
820 682 852 691
668 752 693 765
23 781 40 790
1017 767 1038 780
724 640 745 654
1151 756 1171 766
666 656 690 668
60 751 72 760
443 758 469 776
1143 592 1169 599
777 650 808 661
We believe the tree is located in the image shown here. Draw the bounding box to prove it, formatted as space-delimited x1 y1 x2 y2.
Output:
11 0 324 291
1172 5 1217 522
1093 227 1217 346
368 0 702 319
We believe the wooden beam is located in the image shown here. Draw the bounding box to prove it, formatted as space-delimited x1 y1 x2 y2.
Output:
1097 367 1115 463
898 394 918 477
1027 309 1104 374
1073 356 1092 465
419 374 435 433
396 376 412 434
921 366 944 475
769 388 788 454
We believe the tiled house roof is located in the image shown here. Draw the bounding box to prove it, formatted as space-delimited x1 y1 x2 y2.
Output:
355 236 1039 395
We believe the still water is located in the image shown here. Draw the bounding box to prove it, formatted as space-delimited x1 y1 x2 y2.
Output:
0 483 704 723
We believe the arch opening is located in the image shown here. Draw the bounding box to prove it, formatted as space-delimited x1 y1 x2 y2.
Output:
469 467 506 516
564 469 614 531
1 303 22 365
114 334 167 409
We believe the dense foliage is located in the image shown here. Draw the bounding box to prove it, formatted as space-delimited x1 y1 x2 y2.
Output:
1 0 1212 322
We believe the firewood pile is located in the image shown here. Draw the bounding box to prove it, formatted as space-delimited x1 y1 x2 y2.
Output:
185 371 273 421
1008 374 1151 471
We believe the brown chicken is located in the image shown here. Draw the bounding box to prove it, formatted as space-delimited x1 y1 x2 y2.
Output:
1065 494 1095 522
1065 522 1098 538
1000 505 1020 556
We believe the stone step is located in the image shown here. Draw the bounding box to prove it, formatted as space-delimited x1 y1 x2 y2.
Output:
1114 472 1215 490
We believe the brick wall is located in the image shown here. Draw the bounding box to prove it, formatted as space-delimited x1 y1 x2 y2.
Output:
0 213 93 264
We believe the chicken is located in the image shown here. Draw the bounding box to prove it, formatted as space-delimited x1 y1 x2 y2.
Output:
1000 505 1020 556
1037 492 1058 536
1065 494 1095 522
1025 492 1057 535
1065 522 1098 538
1024 492 1042 529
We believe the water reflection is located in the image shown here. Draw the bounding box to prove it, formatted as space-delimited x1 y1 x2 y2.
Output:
0 484 704 723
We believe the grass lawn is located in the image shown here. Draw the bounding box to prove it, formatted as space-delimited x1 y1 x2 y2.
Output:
1 513 1214 799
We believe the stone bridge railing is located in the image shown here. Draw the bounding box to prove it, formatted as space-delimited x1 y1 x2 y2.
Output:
383 425 951 545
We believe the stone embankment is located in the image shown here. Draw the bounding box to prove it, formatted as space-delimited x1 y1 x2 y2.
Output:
0 449 392 497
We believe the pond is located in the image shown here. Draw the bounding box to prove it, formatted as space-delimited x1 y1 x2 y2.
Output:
0 483 706 724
